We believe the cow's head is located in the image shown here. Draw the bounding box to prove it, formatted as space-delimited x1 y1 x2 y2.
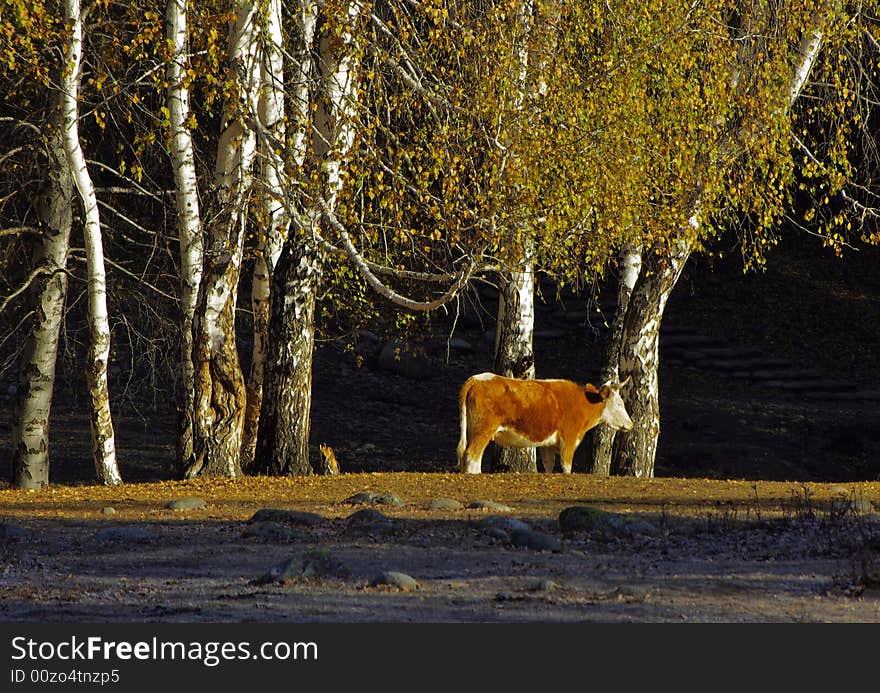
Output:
597 376 634 431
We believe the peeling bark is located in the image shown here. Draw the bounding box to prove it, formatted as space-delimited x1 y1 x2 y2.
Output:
613 236 692 478
586 243 641 476
253 235 322 476
10 114 72 489
184 0 260 478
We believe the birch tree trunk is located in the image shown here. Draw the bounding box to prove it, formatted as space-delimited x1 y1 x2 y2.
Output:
10 114 72 489
184 0 259 478
586 243 641 476
608 10 830 478
241 0 290 472
490 0 537 473
166 0 203 472
612 234 693 478
491 243 537 472
253 231 321 475
254 0 361 476
60 0 121 485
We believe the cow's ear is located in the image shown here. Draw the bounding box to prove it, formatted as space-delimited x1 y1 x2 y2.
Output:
584 385 603 404
598 385 612 399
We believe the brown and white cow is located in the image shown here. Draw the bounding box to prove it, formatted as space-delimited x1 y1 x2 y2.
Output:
456 372 634 474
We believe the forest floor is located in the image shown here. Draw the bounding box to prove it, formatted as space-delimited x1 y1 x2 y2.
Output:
1 236 880 622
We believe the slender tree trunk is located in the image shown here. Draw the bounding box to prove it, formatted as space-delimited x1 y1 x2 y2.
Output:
586 243 641 476
241 0 290 472
61 0 121 485
490 0 538 473
491 243 537 472
166 0 203 473
184 0 260 478
253 0 362 476
10 114 72 489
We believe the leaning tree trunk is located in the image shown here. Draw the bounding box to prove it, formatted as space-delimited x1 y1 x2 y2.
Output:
613 236 692 478
491 244 537 473
586 243 641 476
166 0 203 471
183 0 259 478
61 0 121 485
253 234 322 475
10 114 73 489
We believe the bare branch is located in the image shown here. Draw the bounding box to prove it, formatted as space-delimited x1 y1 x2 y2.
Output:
0 226 40 238
85 159 166 202
320 201 482 312
0 265 67 313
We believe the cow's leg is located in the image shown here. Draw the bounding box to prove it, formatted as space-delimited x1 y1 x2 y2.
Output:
539 448 555 473
559 443 575 474
462 431 493 474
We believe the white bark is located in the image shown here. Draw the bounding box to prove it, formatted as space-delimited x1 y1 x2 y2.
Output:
490 0 538 473
166 0 203 467
187 0 261 478
60 0 121 486
10 115 72 489
314 0 364 210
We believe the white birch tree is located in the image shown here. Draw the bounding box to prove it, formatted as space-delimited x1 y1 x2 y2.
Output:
608 1 840 478
166 0 204 472
60 0 121 485
10 113 73 489
240 0 293 472
184 0 260 478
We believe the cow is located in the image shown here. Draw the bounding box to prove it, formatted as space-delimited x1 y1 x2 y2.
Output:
456 372 634 474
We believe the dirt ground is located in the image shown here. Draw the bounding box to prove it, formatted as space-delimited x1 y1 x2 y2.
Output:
2 238 880 622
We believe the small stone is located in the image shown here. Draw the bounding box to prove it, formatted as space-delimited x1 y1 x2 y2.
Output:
476 515 531 534
344 492 403 507
253 550 349 585
101 507 116 515
345 508 394 532
253 557 302 585
300 548 350 579
530 579 560 592
558 506 616 532
165 497 207 511
371 571 419 591
510 528 562 552
468 500 513 512
427 498 464 511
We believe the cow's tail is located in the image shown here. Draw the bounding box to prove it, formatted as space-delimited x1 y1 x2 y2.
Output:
456 379 472 471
